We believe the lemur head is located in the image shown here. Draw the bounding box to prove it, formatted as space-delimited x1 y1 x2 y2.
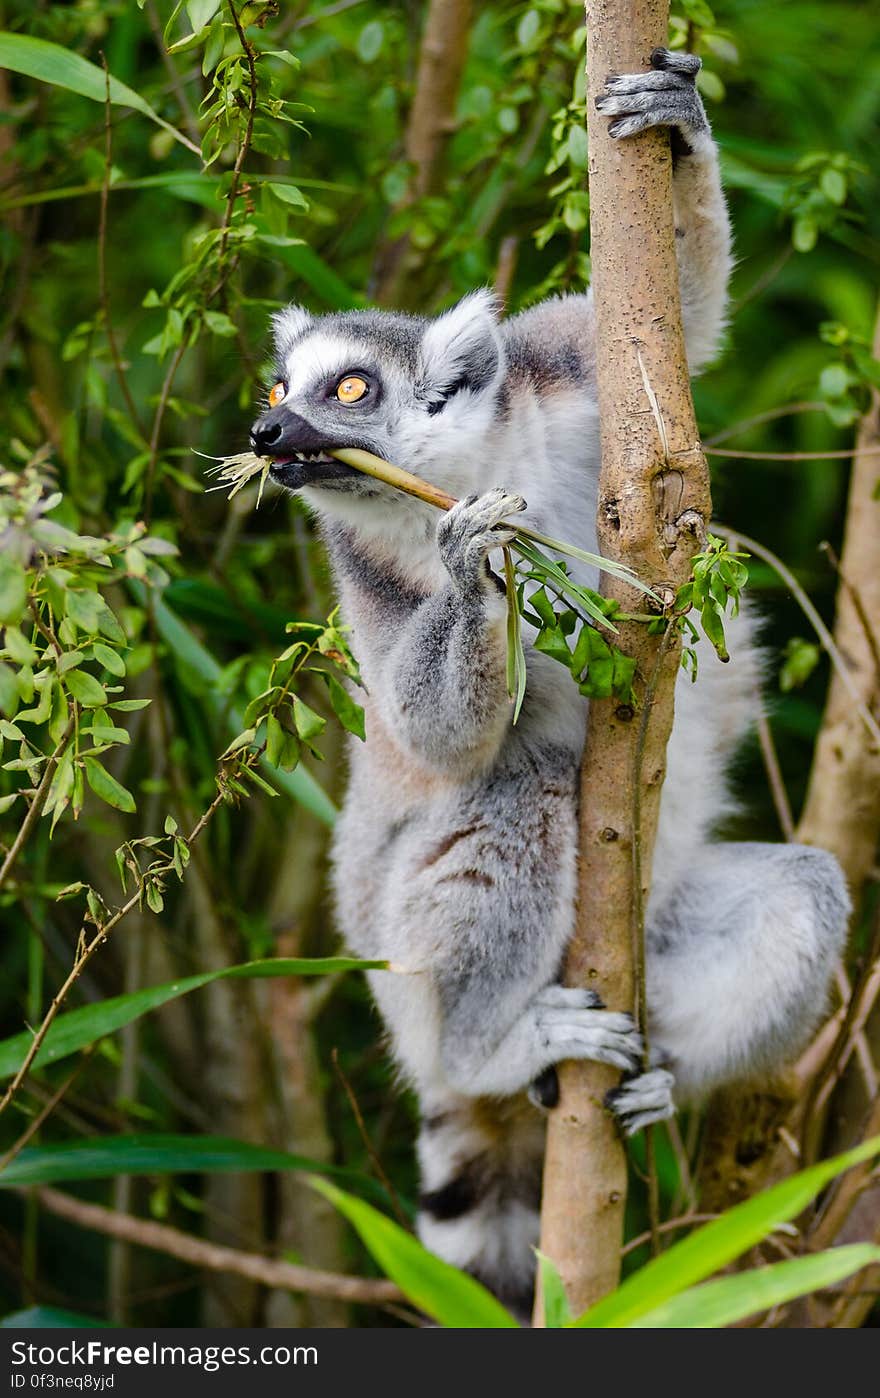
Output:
251 290 505 518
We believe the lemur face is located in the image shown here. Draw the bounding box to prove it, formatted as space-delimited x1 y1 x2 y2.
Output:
251 291 505 506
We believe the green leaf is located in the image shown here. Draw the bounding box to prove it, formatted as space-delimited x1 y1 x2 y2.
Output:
792 215 818 253
64 670 108 707
819 167 847 205
311 1178 518 1328
0 957 386 1081
266 182 309 210
186 0 221 30
322 673 365 741
0 662 20 717
537 1251 572 1327
780 637 821 692
356 20 384 63
0 1133 375 1192
631 1245 880 1328
575 1135 880 1327
0 555 28 626
0 33 199 155
91 643 126 677
819 363 851 398
292 694 326 742
567 124 589 170
83 755 136 813
517 9 541 49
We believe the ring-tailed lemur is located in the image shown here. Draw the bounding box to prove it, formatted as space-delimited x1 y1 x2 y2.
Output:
250 51 849 1315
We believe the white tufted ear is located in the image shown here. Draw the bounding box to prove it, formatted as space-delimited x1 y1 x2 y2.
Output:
419 290 503 401
272 303 312 360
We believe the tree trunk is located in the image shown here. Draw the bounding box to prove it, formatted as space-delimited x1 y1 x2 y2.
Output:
371 0 472 307
534 0 712 1322
797 306 880 900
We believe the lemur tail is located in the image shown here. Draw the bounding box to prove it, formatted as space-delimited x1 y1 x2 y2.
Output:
416 1094 546 1320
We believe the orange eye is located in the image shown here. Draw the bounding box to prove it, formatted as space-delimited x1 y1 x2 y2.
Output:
335 375 368 404
269 382 286 408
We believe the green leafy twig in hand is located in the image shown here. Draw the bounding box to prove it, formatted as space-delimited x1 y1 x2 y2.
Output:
206 447 660 716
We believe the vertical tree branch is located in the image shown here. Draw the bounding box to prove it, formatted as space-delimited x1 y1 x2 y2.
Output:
796 304 880 903
372 0 472 306
534 0 712 1321
697 304 880 1318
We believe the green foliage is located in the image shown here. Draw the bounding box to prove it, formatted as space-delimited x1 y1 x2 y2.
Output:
312 1138 880 1327
0 455 174 830
817 320 880 428
671 534 750 675
0 957 383 1081
311 1177 519 1328
0 0 877 1330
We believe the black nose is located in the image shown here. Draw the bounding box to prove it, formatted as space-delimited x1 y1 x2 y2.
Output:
249 406 330 458
250 412 285 455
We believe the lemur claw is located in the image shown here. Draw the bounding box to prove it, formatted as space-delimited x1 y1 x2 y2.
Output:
595 49 708 156
606 1067 676 1136
437 487 527 589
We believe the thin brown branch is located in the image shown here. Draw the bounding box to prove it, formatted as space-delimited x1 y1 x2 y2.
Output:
755 707 795 840
707 445 880 461
0 717 75 894
718 525 880 750
0 1049 94 1176
704 401 825 447
33 1187 402 1307
820 541 880 685
330 1049 409 1230
0 783 228 1119
144 341 188 525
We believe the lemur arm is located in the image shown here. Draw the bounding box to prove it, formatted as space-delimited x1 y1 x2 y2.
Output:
596 47 732 373
373 489 522 776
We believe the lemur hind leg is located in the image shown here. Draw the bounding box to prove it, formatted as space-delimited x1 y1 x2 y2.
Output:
645 843 850 1100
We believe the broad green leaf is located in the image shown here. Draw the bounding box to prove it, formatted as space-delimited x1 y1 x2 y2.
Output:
0 555 27 626
1 1306 112 1329
0 1133 380 1195
537 1251 572 1327
630 1245 880 1328
0 957 385 1081
267 182 309 210
90 642 126 677
292 694 326 742
575 1135 880 1327
0 34 199 155
83 755 136 812
64 670 107 707
322 673 365 741
311 1178 518 1328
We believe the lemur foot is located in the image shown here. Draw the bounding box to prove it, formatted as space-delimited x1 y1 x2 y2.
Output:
606 1067 676 1136
437 487 527 592
534 985 644 1075
594 48 708 161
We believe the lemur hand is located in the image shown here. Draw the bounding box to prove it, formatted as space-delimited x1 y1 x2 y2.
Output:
437 487 526 594
594 48 709 161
